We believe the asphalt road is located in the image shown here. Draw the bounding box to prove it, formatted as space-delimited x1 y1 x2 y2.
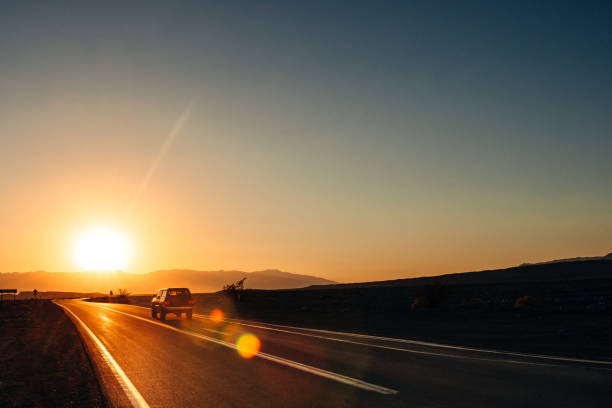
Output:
55 299 612 408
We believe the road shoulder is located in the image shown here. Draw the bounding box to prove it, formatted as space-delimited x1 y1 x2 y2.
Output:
0 300 107 407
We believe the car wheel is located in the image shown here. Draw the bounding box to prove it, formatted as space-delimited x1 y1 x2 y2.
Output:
151 307 156 318
187 310 192 319
160 310 166 321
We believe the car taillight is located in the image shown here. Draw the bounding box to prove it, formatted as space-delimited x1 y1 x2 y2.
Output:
188 300 194 305
163 301 170 306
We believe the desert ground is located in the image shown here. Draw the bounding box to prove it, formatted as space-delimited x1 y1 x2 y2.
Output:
0 300 106 407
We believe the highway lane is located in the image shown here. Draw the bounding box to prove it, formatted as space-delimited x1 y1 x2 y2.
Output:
56 300 612 407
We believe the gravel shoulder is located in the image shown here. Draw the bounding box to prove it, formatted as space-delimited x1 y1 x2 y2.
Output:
0 300 107 408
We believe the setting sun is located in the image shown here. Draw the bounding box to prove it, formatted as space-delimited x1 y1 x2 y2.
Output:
72 226 132 271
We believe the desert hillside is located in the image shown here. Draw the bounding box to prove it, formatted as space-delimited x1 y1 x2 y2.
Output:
0 269 336 293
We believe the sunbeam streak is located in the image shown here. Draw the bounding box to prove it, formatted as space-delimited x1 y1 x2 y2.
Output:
125 100 197 219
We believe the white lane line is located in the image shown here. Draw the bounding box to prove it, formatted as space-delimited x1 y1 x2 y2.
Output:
202 315 612 366
99 303 612 367
88 304 561 367
91 304 398 395
96 306 572 373
53 301 151 408
194 315 567 368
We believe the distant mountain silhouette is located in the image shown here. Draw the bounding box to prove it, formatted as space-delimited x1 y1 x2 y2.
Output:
0 269 336 294
305 254 612 290
3 253 611 293
520 252 612 265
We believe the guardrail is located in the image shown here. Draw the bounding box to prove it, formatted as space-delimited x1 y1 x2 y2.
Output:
0 289 18 304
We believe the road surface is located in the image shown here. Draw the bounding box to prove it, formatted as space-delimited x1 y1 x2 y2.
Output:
54 299 612 408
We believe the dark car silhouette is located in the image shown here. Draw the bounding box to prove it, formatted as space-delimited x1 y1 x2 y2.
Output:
151 288 194 320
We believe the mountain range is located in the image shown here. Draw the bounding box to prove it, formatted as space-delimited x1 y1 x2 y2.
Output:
0 269 336 294
3 252 611 294
520 252 612 265
305 253 612 290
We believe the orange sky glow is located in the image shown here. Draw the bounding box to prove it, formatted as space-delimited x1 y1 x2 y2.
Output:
1 3 611 283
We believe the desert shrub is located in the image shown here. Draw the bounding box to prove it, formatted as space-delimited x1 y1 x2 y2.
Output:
411 296 428 310
222 277 247 301
514 295 536 310
411 282 451 310
115 289 131 304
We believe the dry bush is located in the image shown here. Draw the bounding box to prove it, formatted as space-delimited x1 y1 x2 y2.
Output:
514 296 536 310
411 282 451 310
222 278 247 301
411 296 428 310
116 289 131 297
114 289 131 304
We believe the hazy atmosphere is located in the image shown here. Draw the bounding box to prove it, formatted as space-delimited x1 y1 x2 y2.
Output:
2 3 612 408
1 1 611 282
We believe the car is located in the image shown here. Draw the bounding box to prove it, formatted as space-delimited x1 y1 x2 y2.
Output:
151 288 194 320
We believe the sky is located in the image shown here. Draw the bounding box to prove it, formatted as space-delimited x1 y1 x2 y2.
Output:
0 1 611 282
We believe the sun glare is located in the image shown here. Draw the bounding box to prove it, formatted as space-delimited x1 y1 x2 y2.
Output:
73 226 132 271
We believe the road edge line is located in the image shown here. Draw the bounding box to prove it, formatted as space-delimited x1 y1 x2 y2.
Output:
94 304 399 395
53 301 151 408
114 303 612 366
198 315 612 366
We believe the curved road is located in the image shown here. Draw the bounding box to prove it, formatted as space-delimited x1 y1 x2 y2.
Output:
55 299 612 407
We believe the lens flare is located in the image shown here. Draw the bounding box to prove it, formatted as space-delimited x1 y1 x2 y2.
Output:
210 308 224 323
236 333 261 359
